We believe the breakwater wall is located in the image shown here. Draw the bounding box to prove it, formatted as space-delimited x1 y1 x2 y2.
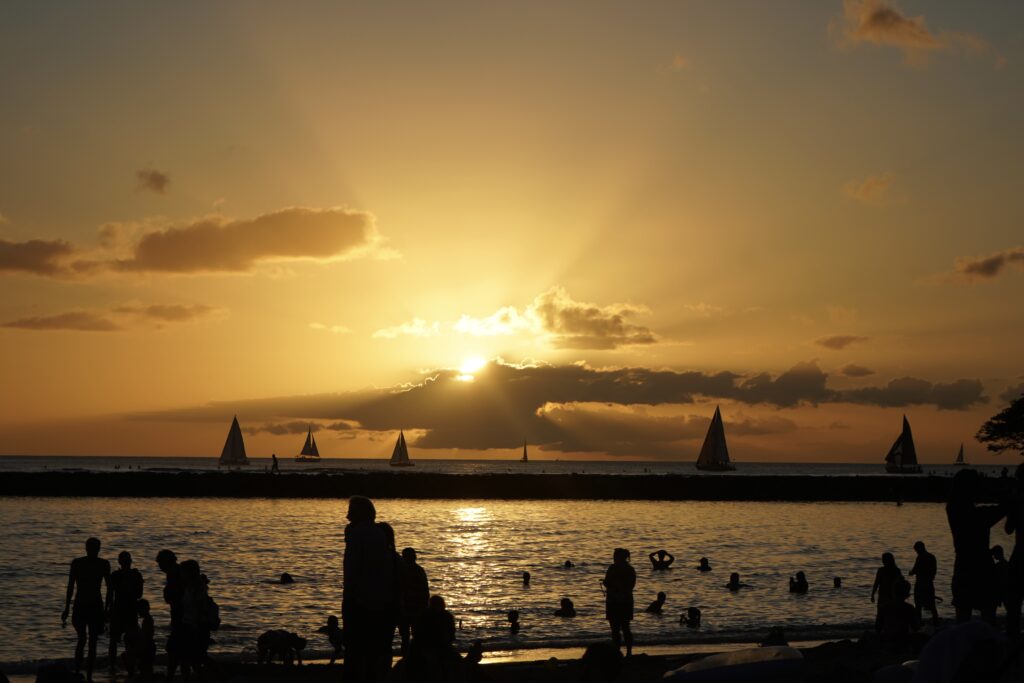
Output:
0 471 1005 502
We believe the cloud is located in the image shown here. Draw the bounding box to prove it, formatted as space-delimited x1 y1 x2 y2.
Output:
0 207 384 279
135 168 171 195
0 238 78 276
942 247 1024 284
835 0 990 66
375 287 658 350
815 334 869 350
2 303 221 332
843 172 895 206
1 311 121 332
999 383 1024 404
841 363 875 377
837 377 986 410
309 322 352 334
132 359 986 456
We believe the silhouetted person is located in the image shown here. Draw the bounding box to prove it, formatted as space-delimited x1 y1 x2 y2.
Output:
399 547 430 656
649 550 674 570
62 537 110 682
603 548 635 656
789 571 808 594
279 572 294 584
697 557 712 572
871 552 904 631
992 545 1009 610
646 591 666 614
680 607 701 628
1006 462 1024 639
133 598 156 680
156 549 184 681
554 597 576 617
522 571 530 587
507 609 520 635
909 541 939 627
179 559 216 680
342 496 399 683
833 577 842 589
946 468 1005 624
317 615 344 665
878 579 922 653
408 595 458 681
564 560 575 569
107 550 143 672
725 572 749 591
271 453 280 474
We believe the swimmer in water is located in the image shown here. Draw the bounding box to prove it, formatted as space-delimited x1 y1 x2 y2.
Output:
649 549 675 570
554 597 577 617
697 557 712 572
725 572 750 591
645 591 667 615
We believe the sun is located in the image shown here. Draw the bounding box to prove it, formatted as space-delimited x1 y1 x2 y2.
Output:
456 355 487 382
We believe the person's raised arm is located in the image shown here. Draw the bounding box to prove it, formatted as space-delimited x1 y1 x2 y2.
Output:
665 551 675 566
648 551 658 566
62 562 75 625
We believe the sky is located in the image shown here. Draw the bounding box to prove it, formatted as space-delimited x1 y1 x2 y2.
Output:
1 1 1022 463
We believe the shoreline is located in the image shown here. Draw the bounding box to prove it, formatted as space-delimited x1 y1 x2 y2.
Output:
0 470 1005 501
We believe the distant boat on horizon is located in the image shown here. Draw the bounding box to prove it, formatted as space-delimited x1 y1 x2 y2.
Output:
954 442 967 467
696 406 736 471
295 425 320 462
390 430 413 467
522 440 528 463
219 416 249 466
885 415 922 474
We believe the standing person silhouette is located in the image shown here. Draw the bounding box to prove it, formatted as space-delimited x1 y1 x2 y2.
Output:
909 541 939 627
602 548 636 657
156 549 183 681
398 547 429 656
1005 463 1024 639
62 538 111 682
107 551 144 673
946 468 1005 624
343 496 398 683
871 553 903 632
271 453 280 475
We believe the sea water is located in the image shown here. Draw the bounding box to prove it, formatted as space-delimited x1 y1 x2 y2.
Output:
0 496 1013 671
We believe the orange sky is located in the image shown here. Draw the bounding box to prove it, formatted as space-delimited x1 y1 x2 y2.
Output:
1 1 1022 463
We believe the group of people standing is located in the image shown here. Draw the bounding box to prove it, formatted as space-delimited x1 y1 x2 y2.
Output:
61 539 218 682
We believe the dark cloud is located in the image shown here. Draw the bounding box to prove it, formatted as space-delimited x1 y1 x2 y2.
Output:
838 377 986 411
113 303 219 323
244 420 358 436
1 311 121 332
841 364 875 378
815 334 868 350
945 247 1024 284
836 0 989 66
135 168 171 195
530 286 657 349
132 359 986 455
0 238 77 276
999 383 1024 404
116 207 378 273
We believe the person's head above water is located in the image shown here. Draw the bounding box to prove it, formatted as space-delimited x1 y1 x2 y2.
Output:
881 552 896 568
280 572 294 584
522 571 531 584
698 557 710 569
326 615 339 628
729 572 740 584
833 577 842 588
560 597 574 609
564 560 574 568
118 550 132 568
795 571 806 582
85 537 100 557
507 609 519 622
656 591 666 603
346 495 376 524
156 548 177 570
613 548 630 564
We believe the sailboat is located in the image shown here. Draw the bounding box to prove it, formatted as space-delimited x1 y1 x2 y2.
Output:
954 443 968 467
390 430 413 467
884 415 922 474
521 440 528 463
294 425 321 462
219 416 249 466
695 406 736 471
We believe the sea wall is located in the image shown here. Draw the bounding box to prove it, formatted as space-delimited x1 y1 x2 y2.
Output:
0 471 1009 502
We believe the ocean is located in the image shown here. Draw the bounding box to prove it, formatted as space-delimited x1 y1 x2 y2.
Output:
0 479 1015 672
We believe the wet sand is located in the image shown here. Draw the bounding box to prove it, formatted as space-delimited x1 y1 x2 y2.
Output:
1 470 1003 501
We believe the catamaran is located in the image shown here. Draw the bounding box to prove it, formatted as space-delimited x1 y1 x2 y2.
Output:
954 443 967 467
295 425 321 462
390 430 413 467
219 415 249 466
695 406 736 471
885 415 922 474
521 440 528 463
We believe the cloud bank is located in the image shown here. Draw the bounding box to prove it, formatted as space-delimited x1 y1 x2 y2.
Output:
2 303 221 332
815 334 868 350
943 247 1024 284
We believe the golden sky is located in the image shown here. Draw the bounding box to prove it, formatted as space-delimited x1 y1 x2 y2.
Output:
1 1 1022 462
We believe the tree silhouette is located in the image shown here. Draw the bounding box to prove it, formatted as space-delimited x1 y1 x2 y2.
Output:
976 394 1024 455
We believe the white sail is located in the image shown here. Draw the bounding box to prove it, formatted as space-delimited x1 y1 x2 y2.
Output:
219 416 249 466
696 406 735 471
390 430 412 466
